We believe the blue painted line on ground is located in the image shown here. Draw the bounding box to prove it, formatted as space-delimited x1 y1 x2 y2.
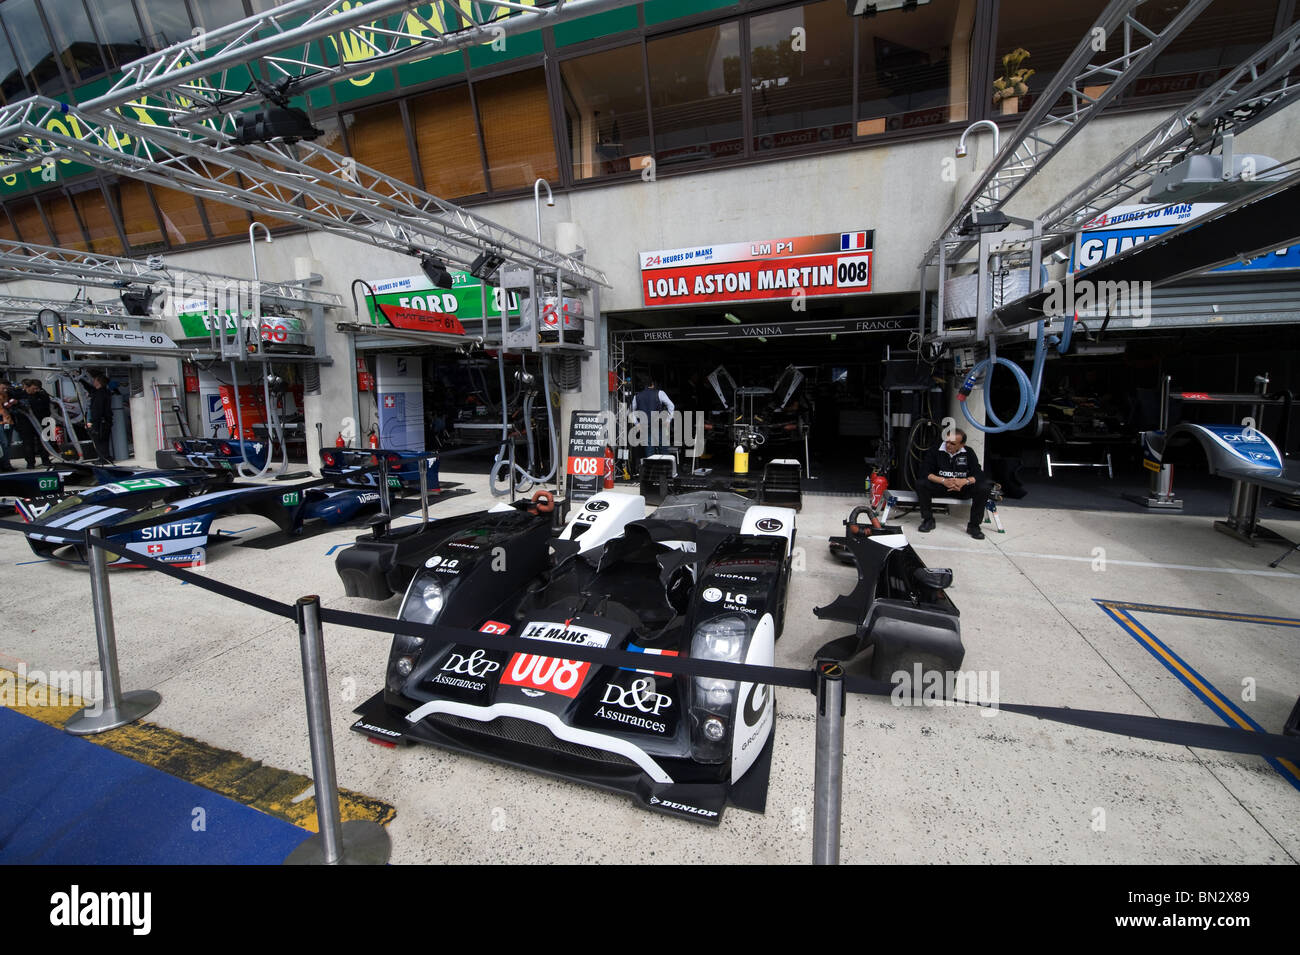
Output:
15 559 51 565
325 543 352 556
1095 599 1300 792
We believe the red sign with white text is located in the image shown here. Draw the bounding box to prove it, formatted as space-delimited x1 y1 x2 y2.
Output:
500 653 589 698
639 231 874 307
377 303 466 335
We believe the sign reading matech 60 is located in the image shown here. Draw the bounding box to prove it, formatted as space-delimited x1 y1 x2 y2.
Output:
639 231 874 308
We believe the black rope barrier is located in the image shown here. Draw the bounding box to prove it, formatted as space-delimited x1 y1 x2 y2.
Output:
3 516 1300 763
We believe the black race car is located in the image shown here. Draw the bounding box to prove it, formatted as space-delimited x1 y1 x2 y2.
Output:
349 489 796 824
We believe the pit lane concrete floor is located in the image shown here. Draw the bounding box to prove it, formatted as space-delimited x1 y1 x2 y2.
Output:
1 471 1297 865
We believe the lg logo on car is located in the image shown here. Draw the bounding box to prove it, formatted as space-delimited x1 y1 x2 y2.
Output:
425 555 442 568
585 500 609 511
702 587 723 602
602 678 672 715
755 517 783 532
442 649 500 678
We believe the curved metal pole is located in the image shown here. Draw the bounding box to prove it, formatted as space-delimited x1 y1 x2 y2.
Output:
956 121 1001 202
533 178 554 245
242 222 276 479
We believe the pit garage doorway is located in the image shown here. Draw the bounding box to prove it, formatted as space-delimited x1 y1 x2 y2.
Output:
610 303 921 493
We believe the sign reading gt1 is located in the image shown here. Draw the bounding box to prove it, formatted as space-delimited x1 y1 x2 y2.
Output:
639 231 874 307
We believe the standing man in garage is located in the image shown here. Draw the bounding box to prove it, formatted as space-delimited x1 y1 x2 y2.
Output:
916 428 992 540
633 375 675 473
86 374 115 464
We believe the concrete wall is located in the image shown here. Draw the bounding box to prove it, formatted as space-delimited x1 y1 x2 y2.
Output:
5 98 1296 465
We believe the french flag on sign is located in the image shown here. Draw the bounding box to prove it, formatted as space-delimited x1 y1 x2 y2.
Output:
622 644 679 677
841 232 868 251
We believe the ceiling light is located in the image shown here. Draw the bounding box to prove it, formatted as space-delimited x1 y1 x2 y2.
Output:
468 250 505 283
420 255 455 290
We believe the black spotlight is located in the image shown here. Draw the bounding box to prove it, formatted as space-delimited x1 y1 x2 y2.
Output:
233 106 323 145
468 250 505 283
420 255 455 290
120 287 161 316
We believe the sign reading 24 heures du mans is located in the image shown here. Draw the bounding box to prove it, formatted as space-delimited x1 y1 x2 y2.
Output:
638 231 874 308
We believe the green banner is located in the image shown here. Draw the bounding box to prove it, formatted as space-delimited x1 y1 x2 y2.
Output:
363 271 520 325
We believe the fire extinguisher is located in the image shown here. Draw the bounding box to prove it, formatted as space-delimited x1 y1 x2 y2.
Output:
335 431 345 448
603 445 615 490
868 468 888 512
368 428 379 450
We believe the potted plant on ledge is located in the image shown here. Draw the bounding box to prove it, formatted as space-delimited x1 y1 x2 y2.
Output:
993 48 1034 115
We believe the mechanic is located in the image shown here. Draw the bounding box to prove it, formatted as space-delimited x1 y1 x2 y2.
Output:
916 428 992 540
14 379 52 469
633 375 675 462
85 374 114 464
0 383 15 471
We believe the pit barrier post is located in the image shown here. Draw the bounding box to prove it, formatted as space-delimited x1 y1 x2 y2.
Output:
284 595 391 865
64 526 162 735
419 456 430 525
378 454 392 518
812 660 845 865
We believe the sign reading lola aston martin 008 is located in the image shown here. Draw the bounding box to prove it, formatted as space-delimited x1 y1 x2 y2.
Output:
639 231 874 307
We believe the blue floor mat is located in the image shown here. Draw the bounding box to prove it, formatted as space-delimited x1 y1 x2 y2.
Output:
0 708 312 864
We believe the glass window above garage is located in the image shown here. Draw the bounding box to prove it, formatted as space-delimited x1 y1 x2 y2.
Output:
648 21 744 169
857 0 974 134
750 0 854 154
561 43 651 181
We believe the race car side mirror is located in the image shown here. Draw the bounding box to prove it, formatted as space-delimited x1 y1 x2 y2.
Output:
913 567 952 591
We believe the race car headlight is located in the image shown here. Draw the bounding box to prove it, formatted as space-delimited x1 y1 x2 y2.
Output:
400 577 445 625
388 576 445 691
689 614 747 764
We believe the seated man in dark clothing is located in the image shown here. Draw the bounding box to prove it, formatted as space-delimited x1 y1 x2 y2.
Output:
916 427 993 540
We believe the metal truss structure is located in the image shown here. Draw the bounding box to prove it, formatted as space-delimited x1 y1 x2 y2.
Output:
0 238 341 312
921 0 1217 268
0 1 626 289
81 0 638 129
1038 22 1300 239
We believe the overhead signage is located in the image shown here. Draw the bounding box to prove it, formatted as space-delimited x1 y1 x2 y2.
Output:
364 273 520 328
615 316 907 344
376 303 466 335
62 327 177 350
1072 202 1300 274
638 231 875 308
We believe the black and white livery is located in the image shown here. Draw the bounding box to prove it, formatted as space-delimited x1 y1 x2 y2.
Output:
350 489 796 824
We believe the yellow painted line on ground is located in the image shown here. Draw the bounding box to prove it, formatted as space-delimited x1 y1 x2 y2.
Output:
1109 614 1254 733
0 667 394 830
1108 611 1300 787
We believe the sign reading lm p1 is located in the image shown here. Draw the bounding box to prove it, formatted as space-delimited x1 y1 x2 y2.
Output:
639 231 874 307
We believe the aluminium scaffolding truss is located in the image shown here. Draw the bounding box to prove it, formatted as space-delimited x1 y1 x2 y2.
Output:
0 237 341 312
78 0 640 131
920 0 1218 270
